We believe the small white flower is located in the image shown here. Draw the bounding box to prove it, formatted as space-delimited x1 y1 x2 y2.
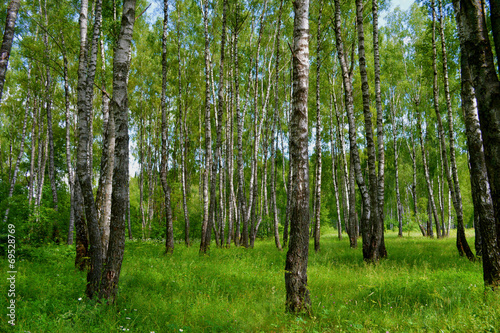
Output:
78 298 82 301
180 330 183 332
126 317 131 320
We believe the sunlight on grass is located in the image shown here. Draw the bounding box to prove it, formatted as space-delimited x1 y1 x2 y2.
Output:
1 228 499 332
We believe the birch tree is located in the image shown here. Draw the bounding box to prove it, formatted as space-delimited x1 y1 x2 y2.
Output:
285 0 311 313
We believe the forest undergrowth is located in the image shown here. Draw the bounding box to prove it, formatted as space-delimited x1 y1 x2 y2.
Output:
1 228 499 332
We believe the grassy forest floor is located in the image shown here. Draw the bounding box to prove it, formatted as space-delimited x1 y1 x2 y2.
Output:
1 228 500 332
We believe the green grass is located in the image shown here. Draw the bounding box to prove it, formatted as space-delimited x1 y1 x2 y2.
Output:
2 229 500 332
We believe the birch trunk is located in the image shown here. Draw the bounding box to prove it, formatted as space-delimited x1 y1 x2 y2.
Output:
356 0 385 260
373 0 386 251
61 33 75 245
160 0 174 255
437 0 474 258
76 0 104 299
247 0 268 248
285 0 311 312
95 37 114 253
454 1 500 286
271 0 284 251
176 11 190 246
98 0 136 302
452 0 500 253
200 0 213 253
0 0 21 103
390 95 403 237
74 175 89 271
329 112 342 241
234 1 244 248
226 33 235 247
313 0 324 252
2 69 30 224
331 78 354 247
415 100 440 239
41 0 58 215
29 96 38 207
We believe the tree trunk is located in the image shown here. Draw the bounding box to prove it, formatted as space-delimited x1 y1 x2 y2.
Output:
390 94 403 237
453 0 500 253
74 175 90 271
313 0 324 252
356 0 384 261
437 0 474 258
285 0 311 313
200 0 213 254
0 0 21 103
175 6 190 247
454 1 500 287
373 0 386 253
234 1 245 248
2 68 30 224
41 0 58 215
29 95 38 207
98 0 136 302
329 111 342 241
160 0 174 255
95 37 114 253
61 33 75 245
488 0 500 75
139 118 146 238
247 0 268 248
331 77 354 247
406 126 423 235
76 0 104 300
271 35 283 250
227 41 235 247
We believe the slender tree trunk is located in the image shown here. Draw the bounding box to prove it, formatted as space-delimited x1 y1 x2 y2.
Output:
36 123 47 211
329 111 342 241
331 77 354 247
390 94 403 237
139 118 146 238
175 6 190 247
95 37 114 253
200 0 213 254
270 0 284 252
406 127 424 235
227 49 235 246
98 0 136 302
437 134 446 235
373 0 386 256
76 0 104 299
61 33 75 245
285 0 311 313
74 175 89 271
415 100 440 239
234 2 244 248
160 0 174 255
436 0 474 258
41 0 58 215
29 96 38 207
313 0 324 252
247 0 268 248
356 0 385 261
455 2 500 286
35 97 46 214
0 0 21 103
146 142 155 238
2 69 30 224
